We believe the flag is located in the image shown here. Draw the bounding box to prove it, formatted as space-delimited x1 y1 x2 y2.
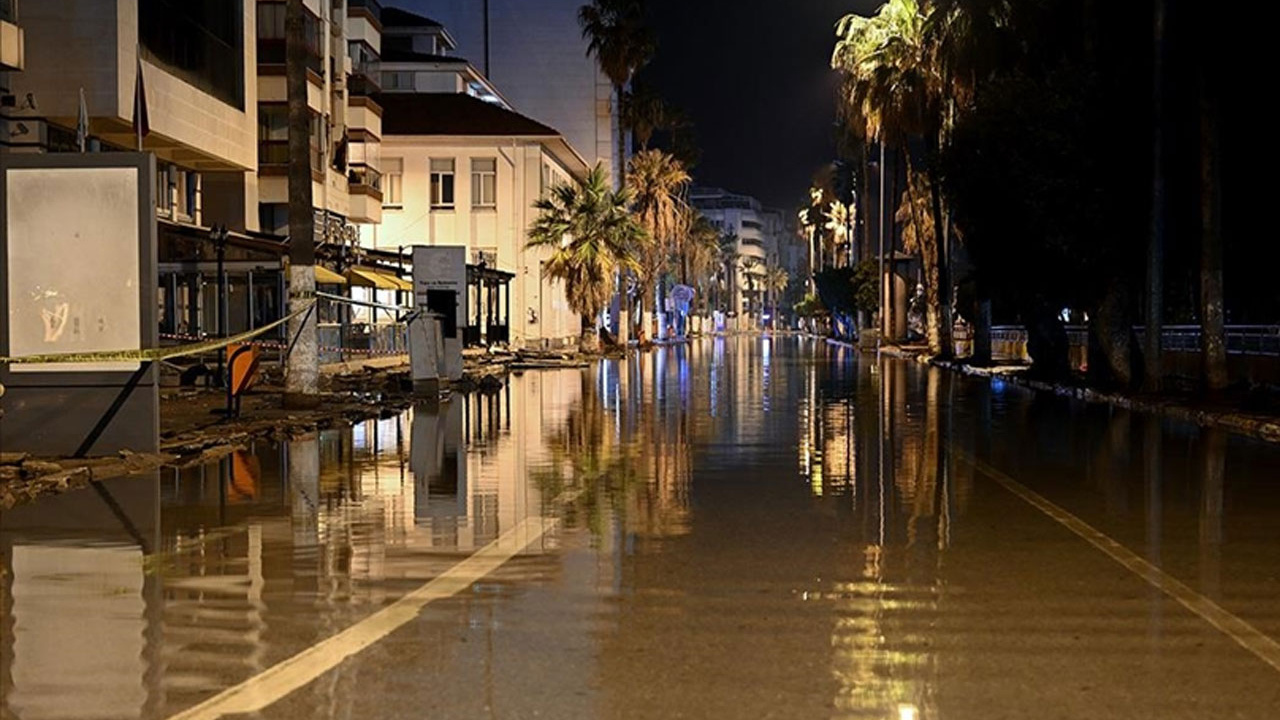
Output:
132 56 149 150
76 87 89 153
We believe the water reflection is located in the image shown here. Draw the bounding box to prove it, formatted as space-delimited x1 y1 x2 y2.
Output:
2 339 1278 719
0 370 588 720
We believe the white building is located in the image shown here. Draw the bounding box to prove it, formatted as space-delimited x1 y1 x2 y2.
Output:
691 187 777 326
392 0 621 185
367 92 589 349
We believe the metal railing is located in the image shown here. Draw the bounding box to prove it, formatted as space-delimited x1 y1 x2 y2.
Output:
967 325 1280 361
348 164 383 192
317 322 408 365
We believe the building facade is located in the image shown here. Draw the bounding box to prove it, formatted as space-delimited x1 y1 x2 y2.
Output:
395 0 621 185
692 187 779 327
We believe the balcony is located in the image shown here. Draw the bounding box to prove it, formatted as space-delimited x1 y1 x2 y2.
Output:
348 0 383 24
259 140 323 176
348 164 383 195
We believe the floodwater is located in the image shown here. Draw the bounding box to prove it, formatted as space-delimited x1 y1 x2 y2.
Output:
2 337 1279 719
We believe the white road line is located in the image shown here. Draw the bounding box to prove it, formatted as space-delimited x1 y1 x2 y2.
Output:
961 452 1280 674
167 510 565 720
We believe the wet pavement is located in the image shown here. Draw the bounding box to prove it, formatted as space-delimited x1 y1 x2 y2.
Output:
2 337 1279 719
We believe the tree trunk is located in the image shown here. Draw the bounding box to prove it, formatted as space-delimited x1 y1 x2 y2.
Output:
284 0 318 409
926 130 954 360
615 83 627 188
1026 302 1071 381
1199 71 1228 394
1143 0 1168 393
580 314 601 355
1089 278 1134 389
971 298 992 365
902 156 942 355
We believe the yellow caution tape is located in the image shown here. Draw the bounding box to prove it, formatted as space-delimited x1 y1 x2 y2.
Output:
0 301 316 366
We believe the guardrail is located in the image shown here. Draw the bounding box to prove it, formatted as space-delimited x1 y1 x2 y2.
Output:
965 325 1280 362
318 323 408 365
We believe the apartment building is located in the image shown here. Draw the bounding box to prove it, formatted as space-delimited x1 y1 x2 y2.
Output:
691 187 777 326
360 8 590 349
396 0 621 185
254 0 385 242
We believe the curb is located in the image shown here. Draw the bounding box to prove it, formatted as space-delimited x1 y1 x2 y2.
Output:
930 359 1280 445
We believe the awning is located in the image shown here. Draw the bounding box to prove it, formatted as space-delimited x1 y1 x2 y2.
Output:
346 266 410 291
382 273 413 292
314 266 348 285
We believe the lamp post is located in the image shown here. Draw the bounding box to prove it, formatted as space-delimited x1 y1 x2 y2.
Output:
211 224 230 385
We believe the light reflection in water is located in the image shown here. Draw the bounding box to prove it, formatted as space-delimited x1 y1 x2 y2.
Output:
0 338 1259 720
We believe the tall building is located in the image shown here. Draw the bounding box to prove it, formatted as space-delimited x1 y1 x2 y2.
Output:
393 0 621 184
691 187 777 327
254 0 384 243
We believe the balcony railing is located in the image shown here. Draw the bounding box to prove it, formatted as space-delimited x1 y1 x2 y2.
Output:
259 140 323 172
348 164 383 193
257 39 324 76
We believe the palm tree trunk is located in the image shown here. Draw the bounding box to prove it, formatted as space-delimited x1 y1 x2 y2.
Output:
1143 0 1168 393
902 153 941 355
615 83 627 187
972 299 992 365
925 128 954 360
580 313 601 354
284 0 318 408
1199 70 1227 393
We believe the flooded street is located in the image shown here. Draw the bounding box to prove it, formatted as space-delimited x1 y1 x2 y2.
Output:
3 337 1279 719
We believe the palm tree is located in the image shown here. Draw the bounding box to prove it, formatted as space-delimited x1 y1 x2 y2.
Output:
683 209 722 330
717 233 742 319
622 84 669 151
527 165 644 354
833 0 955 358
579 0 655 183
627 149 690 343
764 266 790 331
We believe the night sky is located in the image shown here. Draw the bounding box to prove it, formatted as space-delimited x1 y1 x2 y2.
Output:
642 0 882 210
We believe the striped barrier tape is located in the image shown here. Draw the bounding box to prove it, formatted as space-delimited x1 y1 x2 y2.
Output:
0 302 316 366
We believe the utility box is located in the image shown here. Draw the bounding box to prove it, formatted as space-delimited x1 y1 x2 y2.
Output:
412 246 465 382
0 154 158 457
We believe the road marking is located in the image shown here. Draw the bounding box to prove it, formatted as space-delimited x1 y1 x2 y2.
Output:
167 509 566 720
961 452 1280 674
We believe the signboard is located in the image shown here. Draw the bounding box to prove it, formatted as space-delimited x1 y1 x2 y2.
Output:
0 154 158 456
412 246 465 381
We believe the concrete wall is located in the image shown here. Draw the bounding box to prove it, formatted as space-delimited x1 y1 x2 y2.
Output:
399 0 617 182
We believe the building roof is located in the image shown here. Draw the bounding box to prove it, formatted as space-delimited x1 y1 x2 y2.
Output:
377 93 560 137
382 7 443 29
380 48 467 64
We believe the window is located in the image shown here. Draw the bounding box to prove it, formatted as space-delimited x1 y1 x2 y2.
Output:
471 158 497 208
257 3 285 39
430 159 455 209
139 0 245 109
383 158 403 207
258 105 322 170
381 71 415 91
259 204 288 235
